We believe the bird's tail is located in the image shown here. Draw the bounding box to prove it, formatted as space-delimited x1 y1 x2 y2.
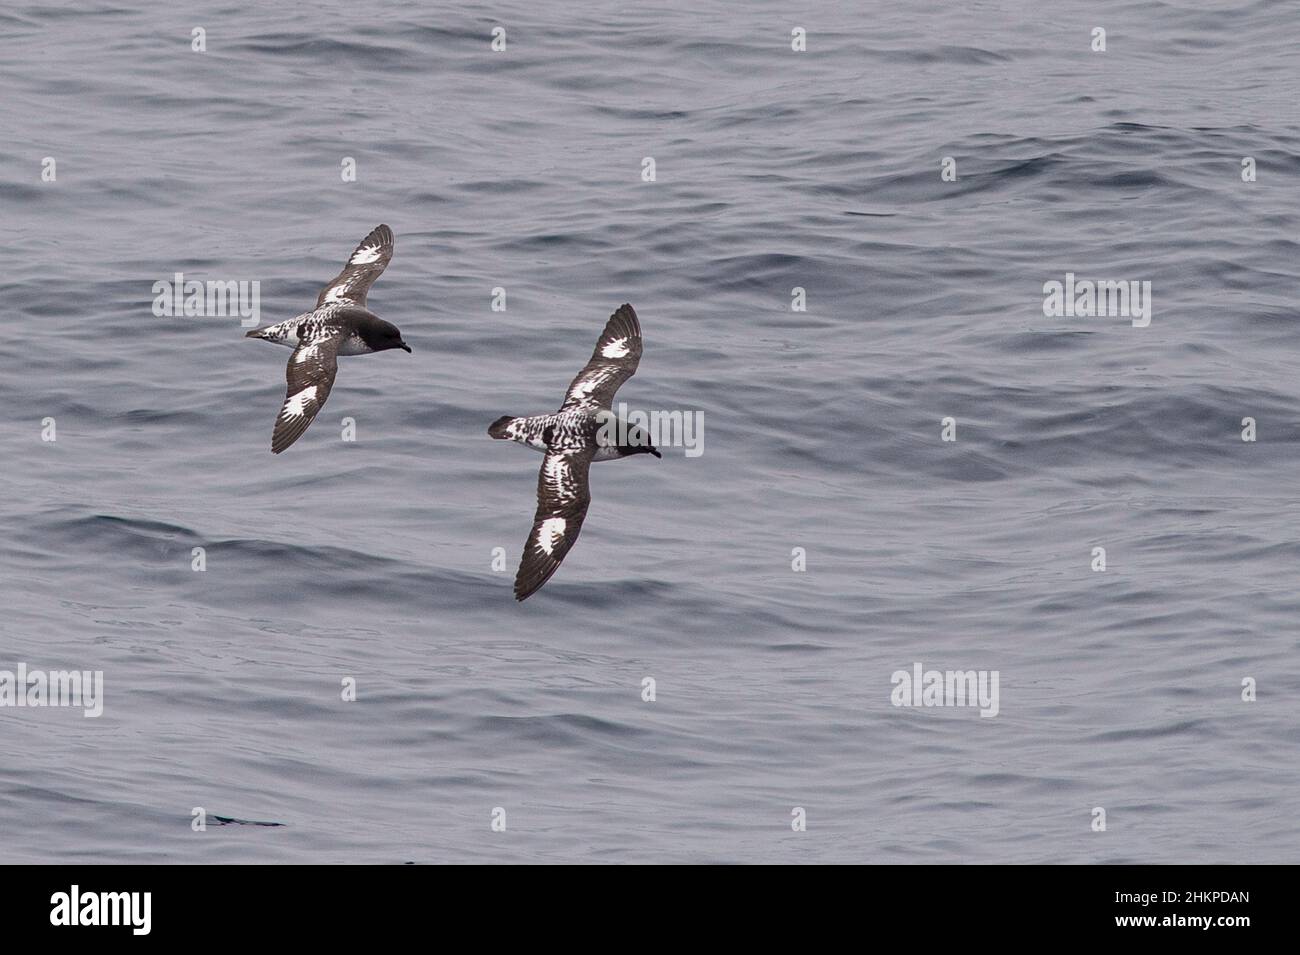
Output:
488 415 515 439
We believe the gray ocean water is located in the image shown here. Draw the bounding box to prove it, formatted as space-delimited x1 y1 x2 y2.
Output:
2 0 1298 864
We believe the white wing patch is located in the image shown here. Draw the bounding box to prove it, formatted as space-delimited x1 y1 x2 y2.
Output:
536 517 567 555
315 226 393 309
545 453 568 481
293 344 319 364
283 386 318 418
560 305 641 411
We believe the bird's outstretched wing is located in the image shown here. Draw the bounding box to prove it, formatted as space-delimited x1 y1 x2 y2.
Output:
316 224 394 308
271 327 343 453
560 303 642 411
514 446 595 600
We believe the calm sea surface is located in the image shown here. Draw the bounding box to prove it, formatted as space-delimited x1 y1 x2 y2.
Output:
1 0 1298 863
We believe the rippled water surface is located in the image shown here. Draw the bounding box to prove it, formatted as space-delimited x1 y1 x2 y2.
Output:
2 1 1298 863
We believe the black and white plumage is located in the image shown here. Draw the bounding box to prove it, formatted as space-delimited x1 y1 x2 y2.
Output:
244 225 410 453
489 304 660 601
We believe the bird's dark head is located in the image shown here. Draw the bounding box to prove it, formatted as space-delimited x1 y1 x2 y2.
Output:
608 416 661 459
624 440 661 459
362 319 411 353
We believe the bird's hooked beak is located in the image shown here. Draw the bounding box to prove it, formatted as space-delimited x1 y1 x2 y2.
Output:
649 448 662 459
398 341 412 353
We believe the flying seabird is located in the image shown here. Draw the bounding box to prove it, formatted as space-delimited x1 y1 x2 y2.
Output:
489 303 660 601
244 224 410 453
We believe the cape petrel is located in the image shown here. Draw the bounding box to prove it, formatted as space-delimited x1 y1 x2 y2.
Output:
489 303 660 601
244 224 410 453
